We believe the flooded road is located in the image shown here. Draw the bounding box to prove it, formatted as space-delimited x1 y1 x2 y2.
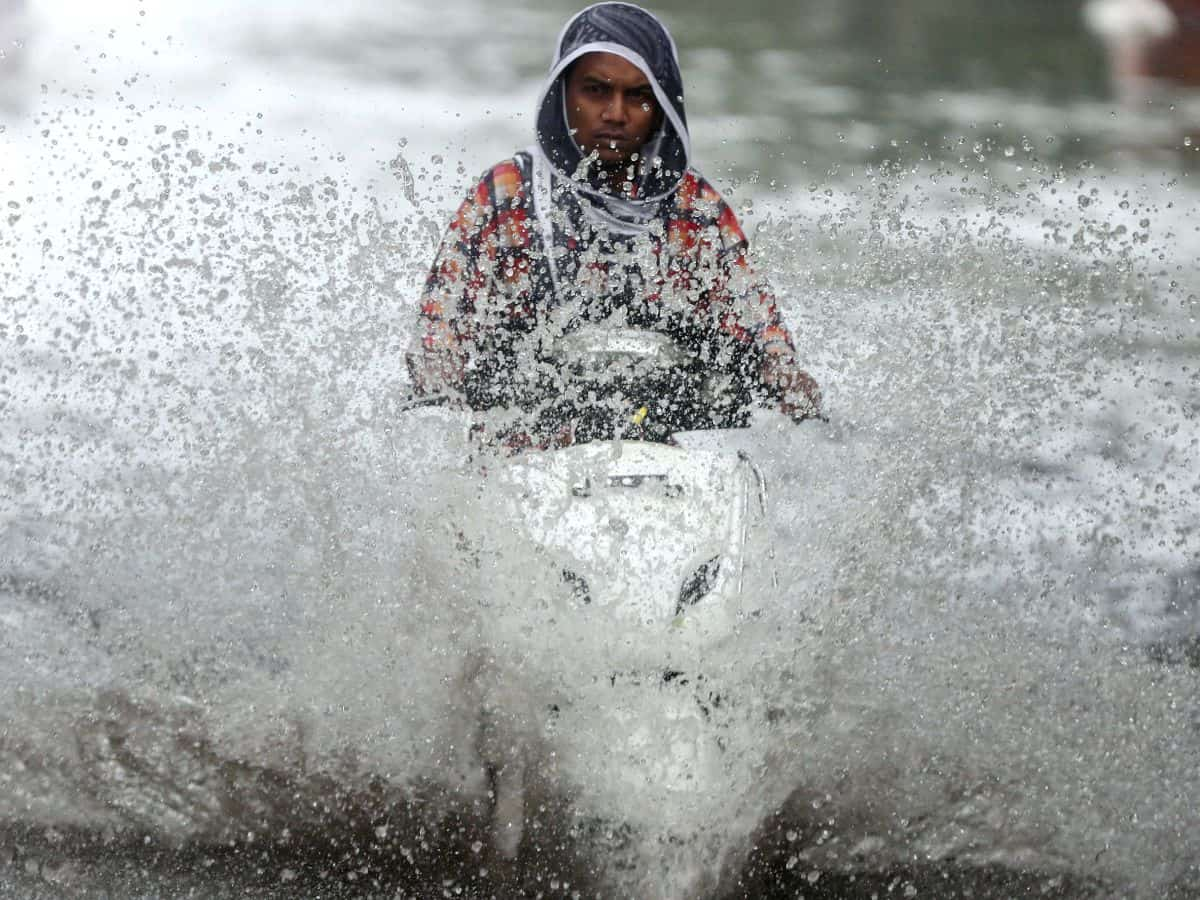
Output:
3 0 1200 896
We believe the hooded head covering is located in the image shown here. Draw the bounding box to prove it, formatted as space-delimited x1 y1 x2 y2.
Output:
533 3 691 229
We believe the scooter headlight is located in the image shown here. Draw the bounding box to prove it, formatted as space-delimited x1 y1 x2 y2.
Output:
676 556 721 614
561 567 592 605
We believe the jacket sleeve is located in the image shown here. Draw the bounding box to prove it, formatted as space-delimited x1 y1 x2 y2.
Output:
410 161 534 399
409 175 496 397
706 198 798 364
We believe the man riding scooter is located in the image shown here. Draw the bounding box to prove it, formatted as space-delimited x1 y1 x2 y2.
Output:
407 2 821 443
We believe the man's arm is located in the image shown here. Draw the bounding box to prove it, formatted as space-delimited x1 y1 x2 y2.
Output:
409 160 534 404
703 193 823 421
408 180 491 400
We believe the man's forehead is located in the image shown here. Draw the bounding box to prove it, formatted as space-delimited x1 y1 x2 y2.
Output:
571 51 651 85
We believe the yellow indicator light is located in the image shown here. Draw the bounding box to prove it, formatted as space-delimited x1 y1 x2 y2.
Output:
631 405 649 425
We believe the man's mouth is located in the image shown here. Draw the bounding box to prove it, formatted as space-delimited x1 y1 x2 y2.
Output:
594 133 629 144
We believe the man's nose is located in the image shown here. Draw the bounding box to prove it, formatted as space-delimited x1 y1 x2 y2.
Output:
601 94 629 122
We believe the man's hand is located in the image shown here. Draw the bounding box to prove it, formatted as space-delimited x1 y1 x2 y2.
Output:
406 349 466 403
761 356 823 422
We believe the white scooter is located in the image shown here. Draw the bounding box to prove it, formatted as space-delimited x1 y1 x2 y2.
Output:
402 326 786 895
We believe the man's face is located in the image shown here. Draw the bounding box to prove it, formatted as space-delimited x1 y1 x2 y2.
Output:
564 52 660 166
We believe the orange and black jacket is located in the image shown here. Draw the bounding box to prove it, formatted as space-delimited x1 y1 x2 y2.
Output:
414 151 800 410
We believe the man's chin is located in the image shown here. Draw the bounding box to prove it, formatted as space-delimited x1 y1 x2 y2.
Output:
579 142 636 164
591 148 635 166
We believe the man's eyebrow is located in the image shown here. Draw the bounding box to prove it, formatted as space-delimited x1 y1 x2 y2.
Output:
580 74 652 91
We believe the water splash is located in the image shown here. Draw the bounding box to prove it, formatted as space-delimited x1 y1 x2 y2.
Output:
4 67 1200 900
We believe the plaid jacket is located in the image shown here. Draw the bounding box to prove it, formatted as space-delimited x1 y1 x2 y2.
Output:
414 152 797 405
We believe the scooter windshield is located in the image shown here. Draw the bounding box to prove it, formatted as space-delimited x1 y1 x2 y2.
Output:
494 324 753 446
